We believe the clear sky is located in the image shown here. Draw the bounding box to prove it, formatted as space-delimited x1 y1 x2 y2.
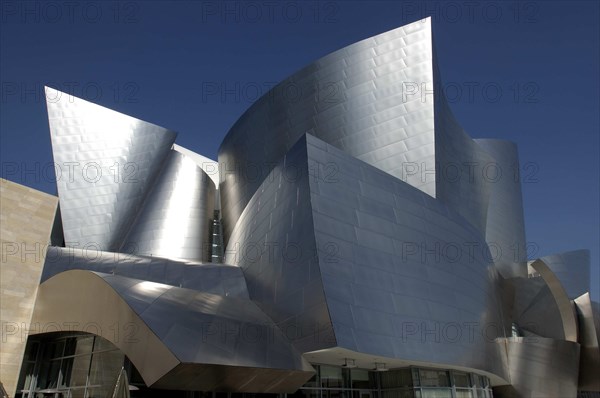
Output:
1 1 598 299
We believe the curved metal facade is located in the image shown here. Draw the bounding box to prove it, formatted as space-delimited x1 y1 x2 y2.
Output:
219 19 437 243
4 17 596 398
46 86 177 251
475 139 527 279
31 270 314 392
121 150 216 262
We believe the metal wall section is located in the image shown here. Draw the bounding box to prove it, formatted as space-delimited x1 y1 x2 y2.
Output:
305 134 507 379
0 179 58 397
45 86 177 251
41 246 249 299
475 140 527 279
539 250 591 299
31 270 314 392
529 259 579 342
430 61 493 236
121 150 216 262
224 135 335 353
574 293 600 391
510 276 567 340
173 144 220 188
226 133 509 379
494 337 580 398
219 18 437 244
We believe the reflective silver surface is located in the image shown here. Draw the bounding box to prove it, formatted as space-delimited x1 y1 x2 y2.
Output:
41 246 249 298
31 270 314 392
14 17 594 397
46 86 177 251
219 18 437 243
574 293 600 391
539 249 591 299
475 139 527 279
121 150 216 261
495 337 580 398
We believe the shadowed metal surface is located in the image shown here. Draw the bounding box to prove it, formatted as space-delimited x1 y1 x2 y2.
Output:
45 86 177 251
510 276 567 340
226 134 508 379
121 150 216 261
539 249 591 299
225 135 334 353
574 293 600 391
305 134 507 378
219 18 437 244
475 139 527 279
495 337 580 398
529 259 578 342
41 246 249 299
22 18 596 397
31 270 314 392
431 57 493 236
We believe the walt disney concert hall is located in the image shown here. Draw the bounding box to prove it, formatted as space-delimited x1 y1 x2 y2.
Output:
1 17 598 398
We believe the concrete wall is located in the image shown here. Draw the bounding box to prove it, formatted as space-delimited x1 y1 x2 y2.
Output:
0 179 58 396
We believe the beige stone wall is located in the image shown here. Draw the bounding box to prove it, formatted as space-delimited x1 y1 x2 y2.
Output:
0 178 58 396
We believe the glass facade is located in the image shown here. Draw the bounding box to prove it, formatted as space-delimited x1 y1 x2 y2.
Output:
291 366 493 398
16 333 124 398
17 334 494 398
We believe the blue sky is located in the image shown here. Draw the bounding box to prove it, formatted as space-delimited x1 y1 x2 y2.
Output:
1 1 598 299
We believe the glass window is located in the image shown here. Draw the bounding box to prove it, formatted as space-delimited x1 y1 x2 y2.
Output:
455 389 473 398
69 355 91 388
418 369 450 387
380 369 413 389
321 365 344 389
453 372 470 388
418 388 451 398
351 369 377 389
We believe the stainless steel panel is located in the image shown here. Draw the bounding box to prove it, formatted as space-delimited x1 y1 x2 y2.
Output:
495 337 580 398
475 139 527 278
539 249 591 299
46 86 176 251
219 18 437 244
32 270 314 392
121 150 215 261
574 293 600 391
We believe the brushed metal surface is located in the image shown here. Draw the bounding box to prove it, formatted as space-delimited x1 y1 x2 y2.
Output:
46 86 176 251
41 246 249 299
495 337 580 398
121 150 216 261
225 133 507 379
539 249 591 299
475 139 527 279
529 259 578 342
219 18 437 244
27 17 596 396
574 293 600 391
32 270 314 392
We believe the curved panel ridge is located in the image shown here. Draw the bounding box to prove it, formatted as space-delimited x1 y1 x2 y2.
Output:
529 259 578 342
32 270 314 392
31 270 180 386
305 134 507 379
574 293 600 391
41 246 249 299
219 18 436 243
475 139 527 278
121 150 216 261
431 54 493 235
539 249 591 299
224 135 334 353
173 144 220 188
495 337 580 398
45 86 177 251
